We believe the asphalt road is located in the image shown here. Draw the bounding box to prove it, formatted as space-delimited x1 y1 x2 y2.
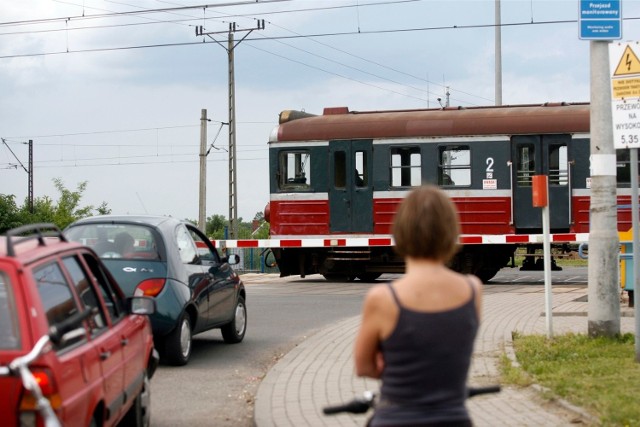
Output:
149 267 588 426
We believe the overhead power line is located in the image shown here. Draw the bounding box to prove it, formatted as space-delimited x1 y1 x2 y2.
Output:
0 0 293 27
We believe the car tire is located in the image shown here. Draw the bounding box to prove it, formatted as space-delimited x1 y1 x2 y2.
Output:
221 295 247 344
163 312 192 366
120 370 151 427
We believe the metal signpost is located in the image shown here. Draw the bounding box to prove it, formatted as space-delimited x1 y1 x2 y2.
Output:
609 41 640 360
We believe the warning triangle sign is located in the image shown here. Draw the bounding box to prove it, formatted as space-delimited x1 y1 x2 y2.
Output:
614 45 640 76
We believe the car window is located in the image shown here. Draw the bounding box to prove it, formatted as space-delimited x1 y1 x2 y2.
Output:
0 271 20 350
33 261 85 349
62 256 108 335
176 224 198 264
66 224 161 260
188 227 221 264
81 253 126 322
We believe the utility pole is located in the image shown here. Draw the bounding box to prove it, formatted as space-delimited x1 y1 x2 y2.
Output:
588 41 620 337
28 140 33 213
199 109 208 234
196 20 266 239
494 0 502 106
2 138 33 212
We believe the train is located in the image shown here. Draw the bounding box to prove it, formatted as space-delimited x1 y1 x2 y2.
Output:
263 102 637 282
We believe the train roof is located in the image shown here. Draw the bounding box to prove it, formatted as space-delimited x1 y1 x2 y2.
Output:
272 102 590 142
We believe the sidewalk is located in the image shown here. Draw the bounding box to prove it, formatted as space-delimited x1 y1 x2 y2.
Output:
254 283 636 427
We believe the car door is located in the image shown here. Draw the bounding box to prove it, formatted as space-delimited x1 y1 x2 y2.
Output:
187 225 236 327
79 252 149 419
175 224 210 332
61 255 128 423
31 259 103 427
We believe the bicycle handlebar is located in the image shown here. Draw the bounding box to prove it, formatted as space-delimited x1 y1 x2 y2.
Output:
323 385 501 416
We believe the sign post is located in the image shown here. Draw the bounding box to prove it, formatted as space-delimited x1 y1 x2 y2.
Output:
533 175 553 338
609 41 640 361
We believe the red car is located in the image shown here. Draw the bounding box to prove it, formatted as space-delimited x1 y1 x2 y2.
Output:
0 223 159 427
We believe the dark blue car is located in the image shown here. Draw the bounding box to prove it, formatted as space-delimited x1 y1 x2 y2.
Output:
65 215 247 366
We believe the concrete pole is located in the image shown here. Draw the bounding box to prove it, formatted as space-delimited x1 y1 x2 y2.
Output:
588 41 620 337
495 0 502 106
630 148 640 360
198 109 208 234
228 31 238 239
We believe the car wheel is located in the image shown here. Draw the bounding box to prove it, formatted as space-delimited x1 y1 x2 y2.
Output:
163 312 192 366
221 296 247 344
120 370 151 427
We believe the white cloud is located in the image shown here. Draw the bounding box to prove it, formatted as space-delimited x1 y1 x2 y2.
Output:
2 0 639 222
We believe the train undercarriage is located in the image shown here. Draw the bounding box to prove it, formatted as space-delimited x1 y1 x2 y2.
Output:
271 244 519 283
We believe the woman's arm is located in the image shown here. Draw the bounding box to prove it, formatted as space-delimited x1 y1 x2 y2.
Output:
354 287 387 379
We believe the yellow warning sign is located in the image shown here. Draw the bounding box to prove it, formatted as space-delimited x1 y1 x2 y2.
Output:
613 45 640 76
612 77 640 99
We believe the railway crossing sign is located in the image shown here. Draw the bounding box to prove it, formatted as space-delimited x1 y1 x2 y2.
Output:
609 42 640 149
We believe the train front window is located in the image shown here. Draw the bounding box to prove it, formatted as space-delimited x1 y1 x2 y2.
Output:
390 146 421 187
439 146 470 187
279 151 311 191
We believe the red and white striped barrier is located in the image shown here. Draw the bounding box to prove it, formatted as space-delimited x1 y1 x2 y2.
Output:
211 233 590 249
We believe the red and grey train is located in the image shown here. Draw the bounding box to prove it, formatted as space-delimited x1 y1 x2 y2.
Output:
264 102 637 282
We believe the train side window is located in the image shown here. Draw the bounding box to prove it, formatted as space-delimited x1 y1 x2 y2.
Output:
549 145 568 186
335 151 346 188
390 146 421 187
439 146 471 186
355 151 367 187
279 151 311 191
516 144 535 187
616 149 640 186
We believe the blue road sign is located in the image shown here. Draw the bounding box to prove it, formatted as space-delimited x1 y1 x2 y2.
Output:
579 0 622 40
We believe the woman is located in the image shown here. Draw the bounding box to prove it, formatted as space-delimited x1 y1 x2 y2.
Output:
354 185 483 427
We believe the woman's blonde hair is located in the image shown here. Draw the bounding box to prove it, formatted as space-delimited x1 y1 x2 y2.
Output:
392 185 460 262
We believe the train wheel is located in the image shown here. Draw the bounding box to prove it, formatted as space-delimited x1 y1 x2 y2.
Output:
323 274 357 282
357 273 382 282
474 267 500 283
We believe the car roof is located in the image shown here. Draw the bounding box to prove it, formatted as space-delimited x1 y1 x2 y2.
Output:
0 227 87 265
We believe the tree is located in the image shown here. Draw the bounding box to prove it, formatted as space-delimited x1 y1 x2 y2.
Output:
0 194 22 233
206 214 227 239
0 178 110 232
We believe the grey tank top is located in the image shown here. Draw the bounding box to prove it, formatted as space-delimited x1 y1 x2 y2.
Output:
371 280 479 426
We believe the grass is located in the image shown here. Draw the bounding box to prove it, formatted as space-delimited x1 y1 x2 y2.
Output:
503 332 640 426
512 247 588 268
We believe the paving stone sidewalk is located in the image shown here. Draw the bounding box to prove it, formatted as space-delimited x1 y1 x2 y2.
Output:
254 283 635 427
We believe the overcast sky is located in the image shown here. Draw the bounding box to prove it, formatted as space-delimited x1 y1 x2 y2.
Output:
1 0 639 223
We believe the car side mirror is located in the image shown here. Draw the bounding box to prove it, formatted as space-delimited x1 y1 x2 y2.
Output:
127 296 156 315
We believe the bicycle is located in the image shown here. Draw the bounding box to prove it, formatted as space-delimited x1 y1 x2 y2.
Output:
323 385 501 416
0 309 94 427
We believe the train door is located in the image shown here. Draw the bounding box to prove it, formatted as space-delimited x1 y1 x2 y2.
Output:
328 140 373 233
512 135 571 231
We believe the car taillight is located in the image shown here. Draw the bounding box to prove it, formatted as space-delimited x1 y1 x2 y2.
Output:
135 278 166 297
19 369 62 426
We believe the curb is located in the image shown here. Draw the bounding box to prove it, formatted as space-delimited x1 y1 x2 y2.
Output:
504 333 599 426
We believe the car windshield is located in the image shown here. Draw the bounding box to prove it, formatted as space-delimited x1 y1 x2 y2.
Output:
0 271 20 350
66 224 161 261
